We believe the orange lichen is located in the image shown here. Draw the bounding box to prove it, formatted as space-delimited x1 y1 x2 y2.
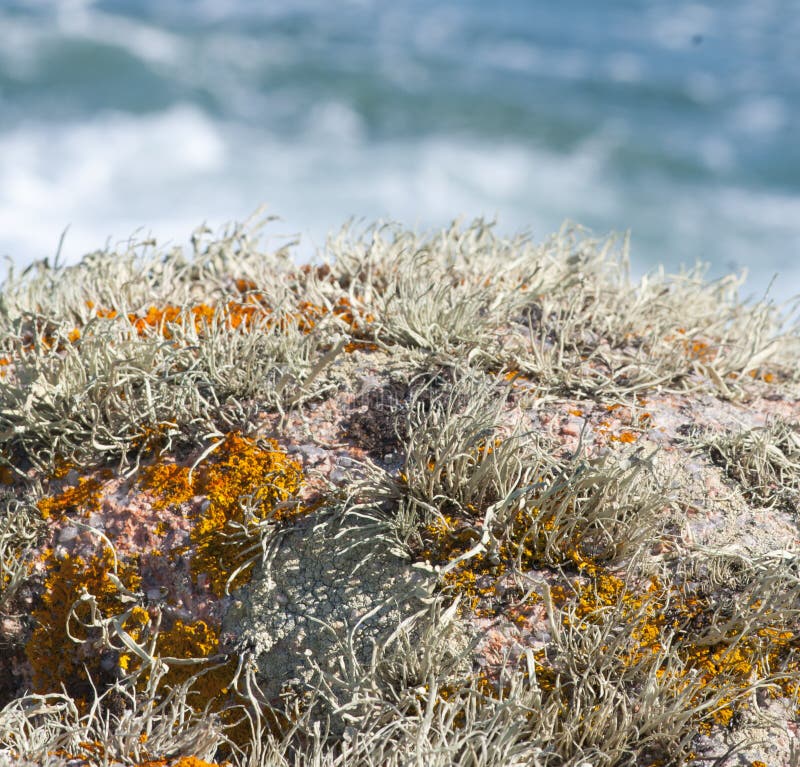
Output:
563 568 800 733
670 333 718 364
139 462 195 511
137 432 305 596
664 330 721 365
418 515 501 614
118 613 234 713
153 618 236 708
78 292 376 352
190 433 304 596
687 340 715 363
52 457 77 479
37 476 104 519
118 606 151 672
747 368 776 384
62 284 380 364
129 424 173 454
25 429 306 728
418 505 561 615
86 300 117 320
156 618 218 667
60 750 225 767
27 549 142 700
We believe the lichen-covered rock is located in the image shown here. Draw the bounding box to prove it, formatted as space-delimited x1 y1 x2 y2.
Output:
2 218 800 765
225 507 459 729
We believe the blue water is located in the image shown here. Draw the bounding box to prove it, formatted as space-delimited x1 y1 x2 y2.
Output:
1 0 798 301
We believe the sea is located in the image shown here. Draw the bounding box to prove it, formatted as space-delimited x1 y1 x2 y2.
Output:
1 0 798 304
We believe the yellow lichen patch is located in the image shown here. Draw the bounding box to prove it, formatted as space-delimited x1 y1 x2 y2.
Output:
132 756 226 767
26 431 306 723
418 500 591 616
424 510 800 742
561 569 800 734
200 433 301 512
45 740 108 765
128 424 174 455
430 661 554 733
52 457 77 479
190 433 304 596
156 618 218 664
135 432 306 596
117 606 152 672
505 505 578 571
37 476 104 519
153 618 229 696
27 549 141 700
139 462 195 511
123 617 237 716
56 733 231 766
418 515 502 614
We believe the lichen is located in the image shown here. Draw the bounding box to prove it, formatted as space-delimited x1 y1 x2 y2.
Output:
25 428 307 740
138 462 195 511
4 218 800 765
27 548 142 700
138 432 305 596
74 290 375 352
37 475 104 519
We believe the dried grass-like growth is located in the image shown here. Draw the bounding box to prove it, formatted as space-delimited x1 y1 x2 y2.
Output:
400 372 546 517
319 220 799 398
0 490 42 609
496 448 666 571
0 219 343 473
0 684 224 767
701 418 800 511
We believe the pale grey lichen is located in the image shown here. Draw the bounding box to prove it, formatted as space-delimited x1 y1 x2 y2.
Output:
225 506 464 731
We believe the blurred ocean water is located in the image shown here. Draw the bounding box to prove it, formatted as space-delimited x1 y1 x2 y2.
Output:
0 0 798 301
